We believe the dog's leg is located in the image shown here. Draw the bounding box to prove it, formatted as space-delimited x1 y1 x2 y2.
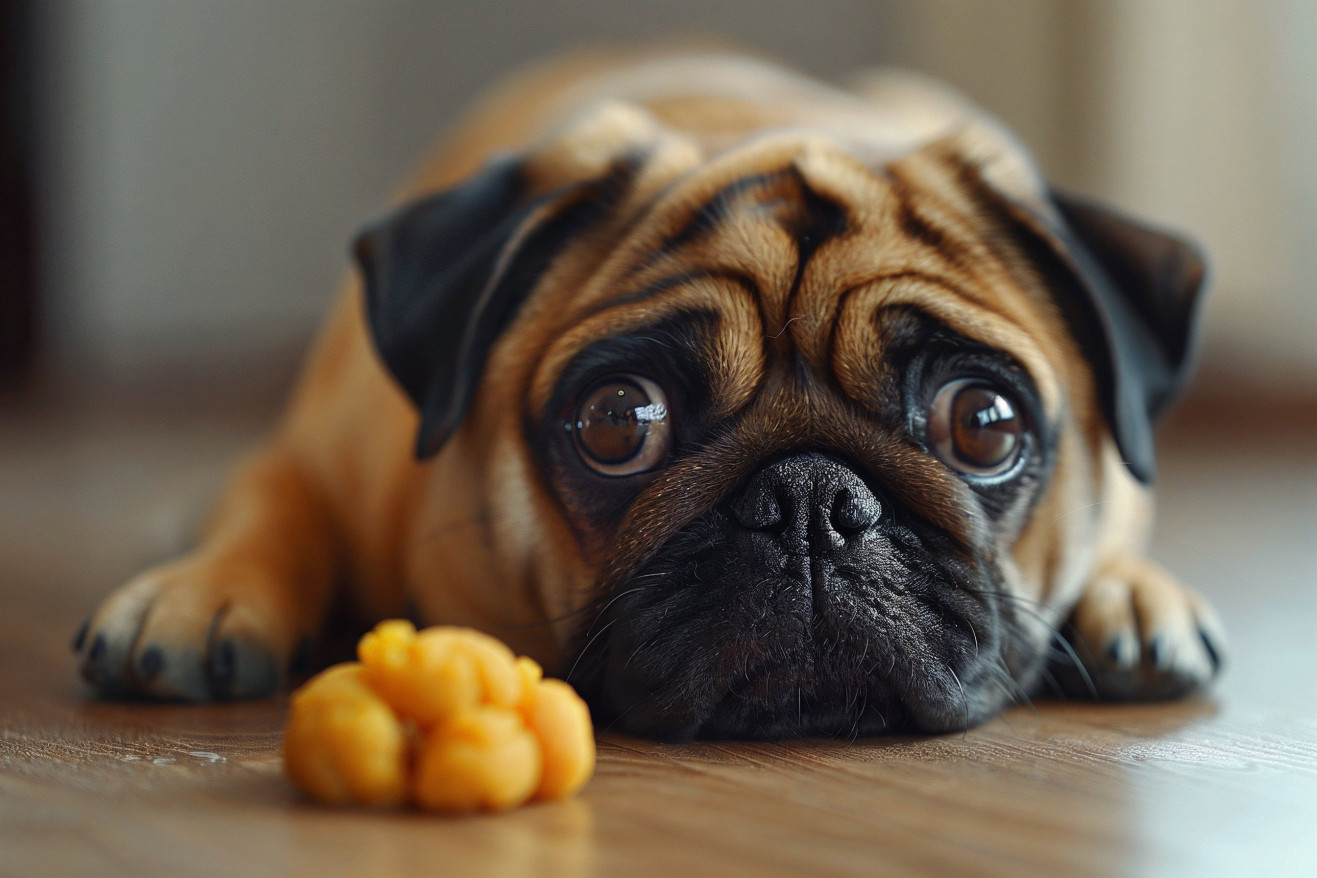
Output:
75 445 338 700
1058 556 1226 700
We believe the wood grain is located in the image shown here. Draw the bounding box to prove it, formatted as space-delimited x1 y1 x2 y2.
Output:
2 396 1315 877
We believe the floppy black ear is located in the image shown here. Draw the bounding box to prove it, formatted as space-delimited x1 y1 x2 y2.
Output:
1035 192 1207 484
353 156 628 458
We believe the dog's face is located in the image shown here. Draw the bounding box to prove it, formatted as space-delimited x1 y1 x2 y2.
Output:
356 103 1204 740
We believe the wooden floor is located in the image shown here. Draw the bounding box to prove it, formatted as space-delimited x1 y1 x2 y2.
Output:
2 389 1315 877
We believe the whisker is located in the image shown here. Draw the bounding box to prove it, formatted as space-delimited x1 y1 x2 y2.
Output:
766 314 803 339
962 584 1097 699
586 586 656 634
505 574 668 633
989 661 1036 712
1003 602 1096 699
947 665 970 738
565 618 616 684
1052 501 1106 525
598 694 648 734
1035 664 1063 695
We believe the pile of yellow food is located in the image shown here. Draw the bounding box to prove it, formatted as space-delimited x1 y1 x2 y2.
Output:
283 620 595 813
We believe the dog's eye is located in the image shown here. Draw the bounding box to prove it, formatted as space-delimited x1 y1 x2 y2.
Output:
928 379 1025 477
568 375 671 476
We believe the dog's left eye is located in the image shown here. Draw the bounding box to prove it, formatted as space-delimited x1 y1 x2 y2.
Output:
928 379 1026 478
568 375 672 477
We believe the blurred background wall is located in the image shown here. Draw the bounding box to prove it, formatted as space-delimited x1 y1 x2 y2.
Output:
12 0 1317 401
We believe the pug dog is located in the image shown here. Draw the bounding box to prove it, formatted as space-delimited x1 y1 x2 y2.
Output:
76 49 1224 740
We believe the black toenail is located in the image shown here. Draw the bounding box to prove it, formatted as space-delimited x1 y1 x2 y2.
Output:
137 646 165 679
88 633 107 662
72 620 90 654
1106 635 1125 664
210 639 237 690
1199 628 1222 673
289 635 314 675
1148 636 1167 669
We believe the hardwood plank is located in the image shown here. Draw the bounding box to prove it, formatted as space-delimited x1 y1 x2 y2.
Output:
2 397 1314 877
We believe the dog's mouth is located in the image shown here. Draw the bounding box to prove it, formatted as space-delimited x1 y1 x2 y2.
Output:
566 453 1019 741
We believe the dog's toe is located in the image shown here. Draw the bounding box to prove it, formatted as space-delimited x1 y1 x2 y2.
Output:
76 573 162 696
1057 557 1225 701
205 624 282 701
77 559 296 701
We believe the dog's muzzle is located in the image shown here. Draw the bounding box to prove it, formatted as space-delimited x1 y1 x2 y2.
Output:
727 453 884 564
577 445 1004 741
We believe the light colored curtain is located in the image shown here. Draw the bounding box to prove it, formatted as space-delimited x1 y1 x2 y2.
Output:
893 0 1317 388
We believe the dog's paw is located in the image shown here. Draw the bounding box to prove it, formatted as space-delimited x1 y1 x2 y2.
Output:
74 557 304 701
1057 557 1226 701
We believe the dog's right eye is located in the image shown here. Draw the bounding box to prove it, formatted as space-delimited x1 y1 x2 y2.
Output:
567 375 672 477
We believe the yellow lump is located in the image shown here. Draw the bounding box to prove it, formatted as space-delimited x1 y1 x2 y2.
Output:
413 705 542 812
282 621 595 813
283 663 409 807
520 677 596 800
358 621 523 722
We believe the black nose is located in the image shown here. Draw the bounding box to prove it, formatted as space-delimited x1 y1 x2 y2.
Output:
728 453 882 549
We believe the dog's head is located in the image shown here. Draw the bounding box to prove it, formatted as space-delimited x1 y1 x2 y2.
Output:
354 97 1204 740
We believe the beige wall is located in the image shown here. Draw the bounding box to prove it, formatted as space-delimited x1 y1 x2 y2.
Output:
887 0 1092 186
34 1 899 391
894 0 1317 387
35 1 1317 392
1079 0 1317 385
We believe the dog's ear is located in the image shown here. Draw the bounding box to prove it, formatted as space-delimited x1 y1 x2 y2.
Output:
991 184 1206 484
1034 193 1207 483
353 155 630 458
933 126 1206 483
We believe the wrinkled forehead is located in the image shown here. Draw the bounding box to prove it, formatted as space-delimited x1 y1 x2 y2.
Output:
527 134 1066 420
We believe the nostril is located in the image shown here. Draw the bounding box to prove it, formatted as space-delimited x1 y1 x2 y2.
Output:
831 486 881 536
731 485 785 532
730 454 881 540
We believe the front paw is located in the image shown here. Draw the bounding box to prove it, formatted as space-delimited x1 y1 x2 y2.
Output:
1058 557 1225 701
74 557 302 701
